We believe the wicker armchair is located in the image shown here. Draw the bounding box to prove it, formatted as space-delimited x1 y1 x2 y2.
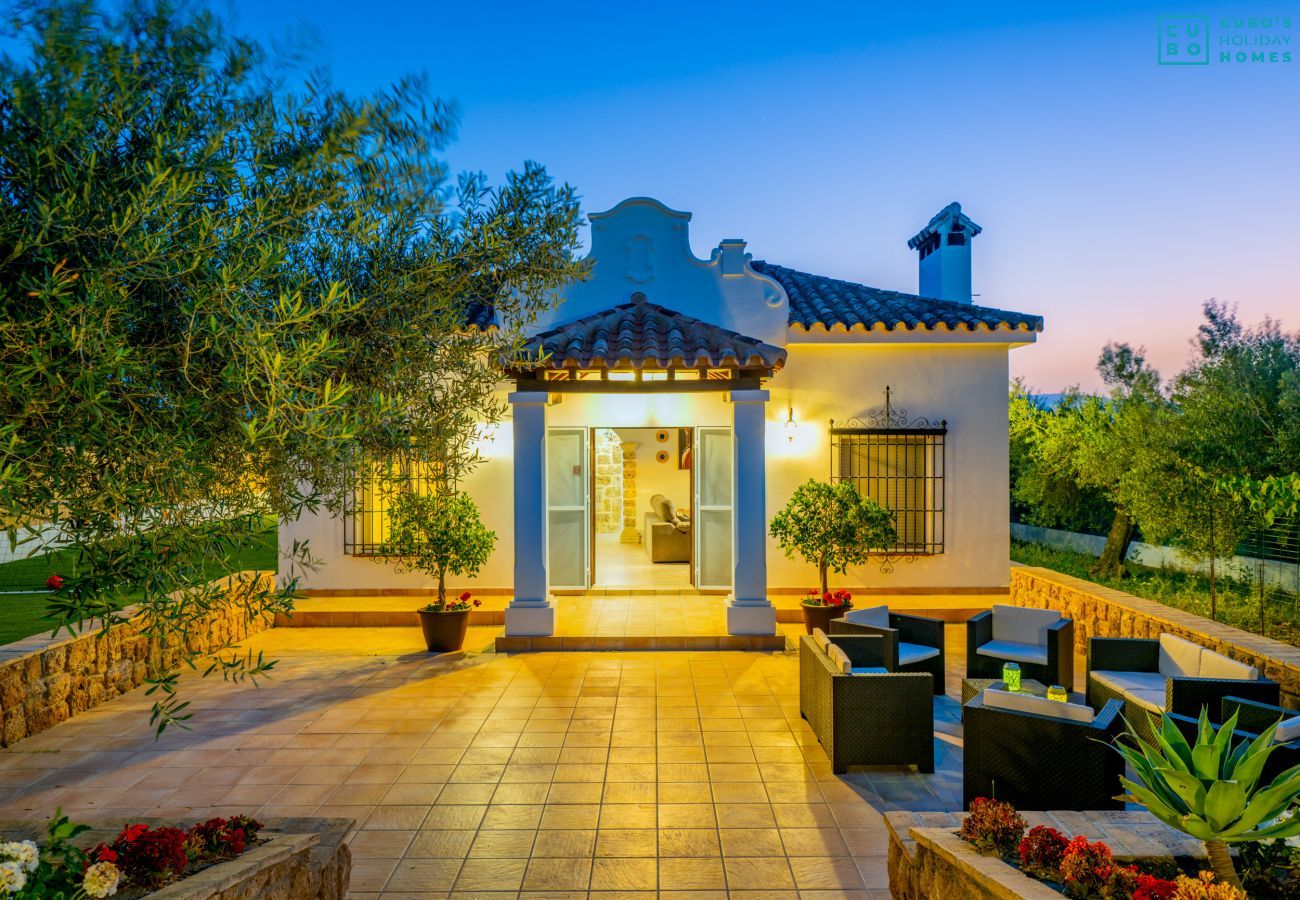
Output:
798 633 934 774
966 605 1074 689
1167 696 1300 784
828 608 946 695
963 690 1125 811
1087 636 1281 746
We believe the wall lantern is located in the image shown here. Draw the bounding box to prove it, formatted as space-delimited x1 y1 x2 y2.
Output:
1047 684 1068 703
784 404 798 443
1002 662 1021 692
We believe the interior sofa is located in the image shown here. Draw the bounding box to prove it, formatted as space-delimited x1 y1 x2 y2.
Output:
643 493 689 563
829 606 946 694
964 686 1125 811
1087 633 1281 745
799 629 934 773
966 604 1074 689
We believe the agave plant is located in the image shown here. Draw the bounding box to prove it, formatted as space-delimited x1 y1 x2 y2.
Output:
1113 707 1300 891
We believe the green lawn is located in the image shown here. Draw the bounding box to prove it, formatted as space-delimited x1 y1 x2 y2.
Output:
1011 539 1300 647
0 521 278 646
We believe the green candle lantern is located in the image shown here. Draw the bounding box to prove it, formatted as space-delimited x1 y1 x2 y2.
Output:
1003 662 1021 692
1047 684 1068 702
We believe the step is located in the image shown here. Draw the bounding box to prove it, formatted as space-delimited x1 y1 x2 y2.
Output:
494 634 790 652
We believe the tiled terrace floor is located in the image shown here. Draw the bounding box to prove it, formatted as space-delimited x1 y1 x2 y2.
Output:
0 627 1082 898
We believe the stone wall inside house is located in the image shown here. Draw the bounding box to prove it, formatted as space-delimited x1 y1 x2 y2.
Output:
0 570 277 747
593 427 622 534
1010 565 1300 708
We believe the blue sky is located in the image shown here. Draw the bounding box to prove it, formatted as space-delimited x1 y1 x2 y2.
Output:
71 2 1300 388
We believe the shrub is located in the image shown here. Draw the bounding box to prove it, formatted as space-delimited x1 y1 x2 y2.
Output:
1171 871 1246 899
1134 872 1180 899
1060 835 1116 897
109 823 190 886
958 797 1026 857
188 815 263 857
1018 825 1069 878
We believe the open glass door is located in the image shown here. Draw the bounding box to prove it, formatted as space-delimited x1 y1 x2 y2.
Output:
693 426 733 590
547 427 589 589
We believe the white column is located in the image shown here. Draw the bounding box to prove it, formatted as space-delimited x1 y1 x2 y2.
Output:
727 389 776 636
505 391 555 636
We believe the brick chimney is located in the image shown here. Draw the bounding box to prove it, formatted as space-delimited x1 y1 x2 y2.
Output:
907 202 982 304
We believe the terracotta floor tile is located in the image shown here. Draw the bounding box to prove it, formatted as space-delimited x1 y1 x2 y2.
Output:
530 829 596 858
469 830 537 858
789 855 866 890
723 856 795 890
406 829 476 858
453 857 528 891
590 856 658 891
658 857 727 891
520 857 592 891
719 827 785 857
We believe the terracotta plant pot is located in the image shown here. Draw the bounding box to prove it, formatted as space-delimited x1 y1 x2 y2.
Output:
801 602 853 635
417 607 470 652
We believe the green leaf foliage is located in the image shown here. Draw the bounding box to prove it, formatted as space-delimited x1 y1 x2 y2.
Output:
769 479 896 594
0 0 585 732
378 490 496 607
1113 708 1300 845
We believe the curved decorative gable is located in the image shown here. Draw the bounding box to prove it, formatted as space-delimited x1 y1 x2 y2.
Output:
532 197 790 349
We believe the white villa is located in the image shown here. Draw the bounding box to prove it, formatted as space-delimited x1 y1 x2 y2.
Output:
282 197 1043 638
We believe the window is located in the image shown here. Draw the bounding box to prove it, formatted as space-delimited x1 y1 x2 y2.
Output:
342 455 443 555
830 393 946 555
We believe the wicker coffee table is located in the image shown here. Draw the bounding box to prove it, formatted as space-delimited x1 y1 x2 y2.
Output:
961 677 1084 708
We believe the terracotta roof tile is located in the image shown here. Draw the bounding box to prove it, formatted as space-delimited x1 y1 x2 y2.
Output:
521 294 786 371
752 261 1044 333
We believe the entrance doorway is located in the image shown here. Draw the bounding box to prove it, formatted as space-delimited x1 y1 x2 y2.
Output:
592 427 692 589
545 425 733 592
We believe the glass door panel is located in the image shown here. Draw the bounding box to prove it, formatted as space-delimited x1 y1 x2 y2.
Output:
694 426 733 591
547 427 589 589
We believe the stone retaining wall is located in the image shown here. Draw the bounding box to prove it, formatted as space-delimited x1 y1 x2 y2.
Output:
0 570 276 747
1011 565 1300 708
887 810 1207 900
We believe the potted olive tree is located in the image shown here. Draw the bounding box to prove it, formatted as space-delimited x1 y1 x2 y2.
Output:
381 490 496 652
770 479 896 634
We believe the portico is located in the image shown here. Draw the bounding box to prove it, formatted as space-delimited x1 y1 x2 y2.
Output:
502 296 785 639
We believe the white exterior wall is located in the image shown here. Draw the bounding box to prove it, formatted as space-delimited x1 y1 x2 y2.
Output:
765 341 1012 591
284 343 1012 594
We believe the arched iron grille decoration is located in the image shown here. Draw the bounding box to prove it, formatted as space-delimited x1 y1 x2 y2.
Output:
830 386 946 569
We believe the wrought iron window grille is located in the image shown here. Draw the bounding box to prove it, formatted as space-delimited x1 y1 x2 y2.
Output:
830 386 947 571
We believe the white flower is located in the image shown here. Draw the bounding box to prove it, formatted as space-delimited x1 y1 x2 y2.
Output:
82 860 120 898
0 841 38 874
0 859 27 894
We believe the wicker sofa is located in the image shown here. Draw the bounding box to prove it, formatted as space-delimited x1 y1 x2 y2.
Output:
1087 633 1281 745
1168 696 1300 784
828 606 946 694
966 604 1074 689
963 686 1126 811
799 631 934 774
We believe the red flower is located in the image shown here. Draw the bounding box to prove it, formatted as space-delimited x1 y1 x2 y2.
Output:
1133 872 1179 900
45 573 64 590
822 591 832 604
472 599 482 607
118 823 148 843
460 591 471 602
87 844 118 867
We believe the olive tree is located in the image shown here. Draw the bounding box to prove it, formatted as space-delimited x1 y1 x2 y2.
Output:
769 480 897 595
0 0 585 732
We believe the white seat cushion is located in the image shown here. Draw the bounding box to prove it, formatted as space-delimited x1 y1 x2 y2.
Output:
1198 647 1258 681
811 628 832 656
842 606 889 629
984 687 1095 724
991 604 1061 646
827 644 852 675
850 667 889 675
976 639 1049 666
1275 714 1300 744
1091 670 1167 712
898 642 940 666
1158 633 1203 679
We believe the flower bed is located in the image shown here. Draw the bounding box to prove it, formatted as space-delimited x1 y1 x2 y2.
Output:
885 808 1299 900
0 814 352 899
